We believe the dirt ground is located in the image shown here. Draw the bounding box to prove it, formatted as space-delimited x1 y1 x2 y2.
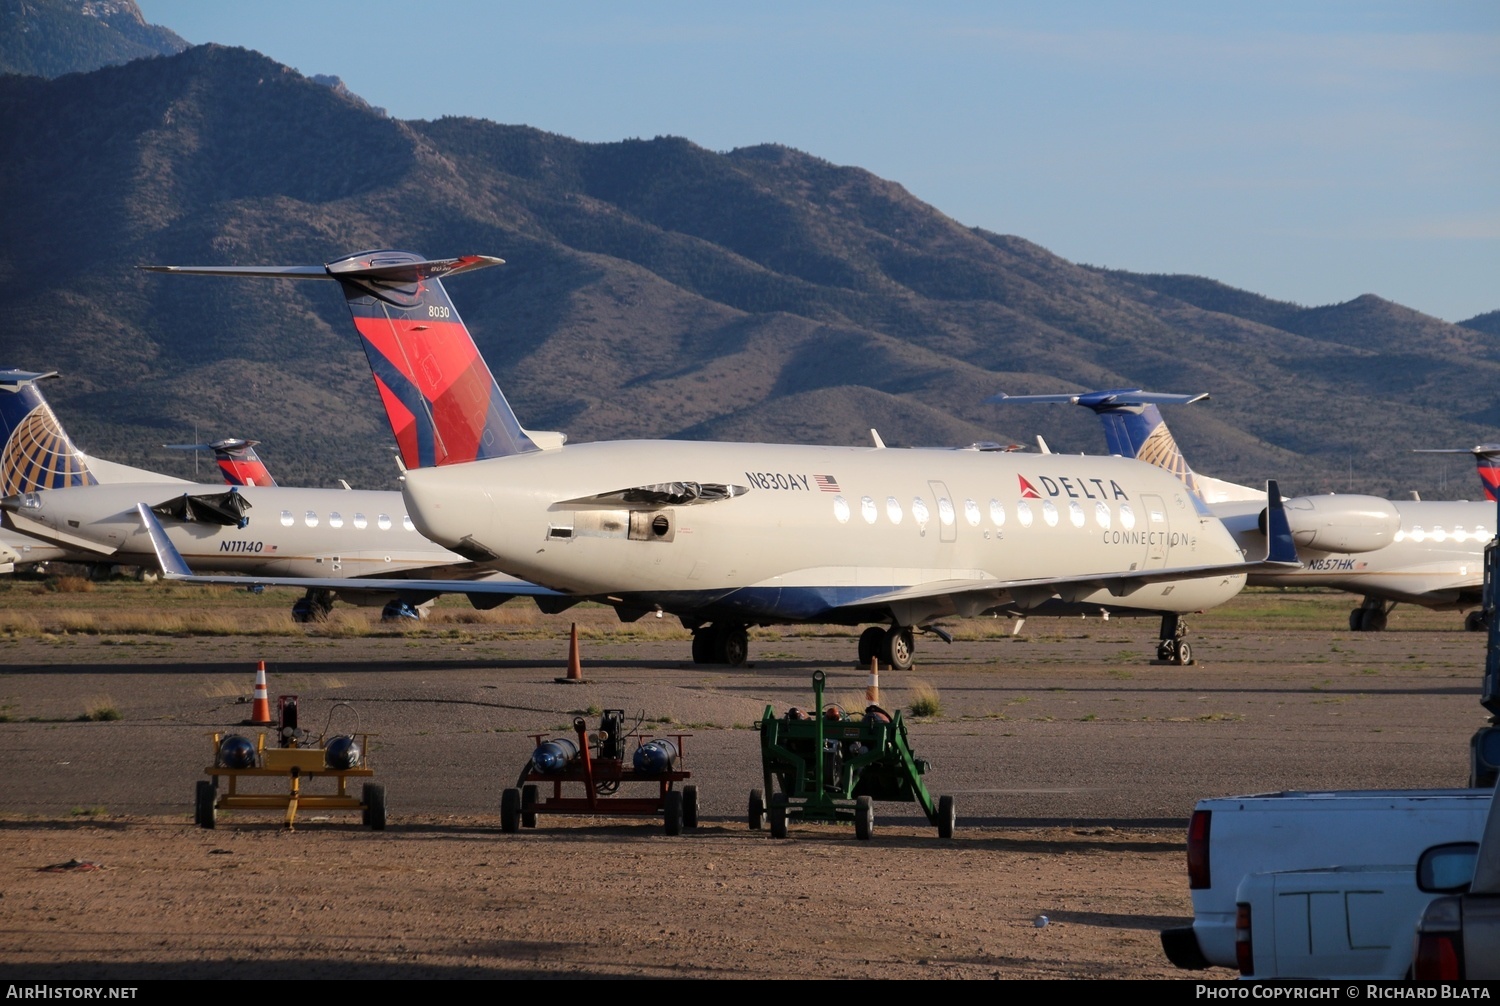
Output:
0 584 1488 980
0 817 1189 980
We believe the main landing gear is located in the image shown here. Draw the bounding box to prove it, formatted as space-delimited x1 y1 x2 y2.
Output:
291 588 334 624
1349 597 1391 632
691 622 750 666
856 625 916 670
1465 609 1489 633
1156 613 1194 666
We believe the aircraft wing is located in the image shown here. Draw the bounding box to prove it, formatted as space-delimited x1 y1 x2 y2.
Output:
136 504 566 598
837 480 1298 609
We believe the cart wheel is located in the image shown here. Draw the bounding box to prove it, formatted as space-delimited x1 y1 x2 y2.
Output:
194 780 216 830
682 784 699 829
362 783 387 831
664 789 684 836
769 792 789 839
854 795 874 840
500 787 522 834
521 784 539 829
747 789 766 830
937 794 956 839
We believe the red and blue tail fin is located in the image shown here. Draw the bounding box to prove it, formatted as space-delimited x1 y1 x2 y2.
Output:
144 251 537 470
0 369 98 494
1414 445 1500 502
164 438 277 487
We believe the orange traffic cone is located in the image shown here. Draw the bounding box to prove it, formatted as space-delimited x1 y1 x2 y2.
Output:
554 623 586 684
247 660 273 725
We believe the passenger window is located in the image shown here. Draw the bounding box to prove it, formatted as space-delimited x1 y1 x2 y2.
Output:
1119 503 1136 530
937 498 955 526
328 512 343 529
353 513 368 529
989 500 1005 527
378 514 392 530
964 500 981 527
861 496 877 524
832 496 850 523
402 515 415 531
1095 502 1111 529
911 497 930 526
280 510 293 527
1068 501 1085 528
1016 501 1033 527
1041 500 1059 527
886 496 903 524
304 510 319 528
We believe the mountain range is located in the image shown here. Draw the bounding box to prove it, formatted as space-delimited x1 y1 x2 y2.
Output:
1 12 1495 498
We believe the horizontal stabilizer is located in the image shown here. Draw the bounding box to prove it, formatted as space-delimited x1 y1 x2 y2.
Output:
141 255 503 284
987 389 1209 408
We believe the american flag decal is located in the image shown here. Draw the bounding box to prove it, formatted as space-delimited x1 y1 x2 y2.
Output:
815 475 840 493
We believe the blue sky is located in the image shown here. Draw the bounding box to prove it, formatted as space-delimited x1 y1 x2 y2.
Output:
141 1 1498 322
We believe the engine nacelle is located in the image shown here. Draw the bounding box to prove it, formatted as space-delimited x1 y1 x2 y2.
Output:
1273 495 1402 554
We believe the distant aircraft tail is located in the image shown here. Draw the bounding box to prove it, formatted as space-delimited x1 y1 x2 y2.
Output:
989 388 1263 504
144 251 539 469
0 370 98 494
164 438 278 487
1414 445 1500 502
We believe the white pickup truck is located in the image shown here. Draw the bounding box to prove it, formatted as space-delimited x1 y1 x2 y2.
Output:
1232 863 1443 978
1413 783 1500 979
1161 788 1494 972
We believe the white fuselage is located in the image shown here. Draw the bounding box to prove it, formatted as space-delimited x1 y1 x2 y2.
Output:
1213 498 1488 608
3 482 474 580
401 441 1250 625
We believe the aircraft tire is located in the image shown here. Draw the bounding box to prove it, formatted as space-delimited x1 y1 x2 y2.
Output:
1466 610 1489 632
857 626 884 666
1174 641 1193 666
691 628 713 664
882 627 915 671
718 625 749 667
1349 609 1365 632
1366 610 1387 632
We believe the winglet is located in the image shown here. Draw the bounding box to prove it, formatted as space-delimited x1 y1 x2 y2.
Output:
135 503 192 578
1262 480 1297 565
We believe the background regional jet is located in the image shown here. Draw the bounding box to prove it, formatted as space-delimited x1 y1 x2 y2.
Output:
995 389 1488 631
145 250 1298 668
0 368 544 620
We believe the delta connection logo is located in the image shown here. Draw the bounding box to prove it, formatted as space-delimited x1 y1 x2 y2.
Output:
1019 473 1129 501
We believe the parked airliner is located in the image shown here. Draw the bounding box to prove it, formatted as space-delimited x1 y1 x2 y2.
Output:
143 251 1297 667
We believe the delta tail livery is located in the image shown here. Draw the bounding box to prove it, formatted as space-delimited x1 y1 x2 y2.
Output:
145 251 1297 668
